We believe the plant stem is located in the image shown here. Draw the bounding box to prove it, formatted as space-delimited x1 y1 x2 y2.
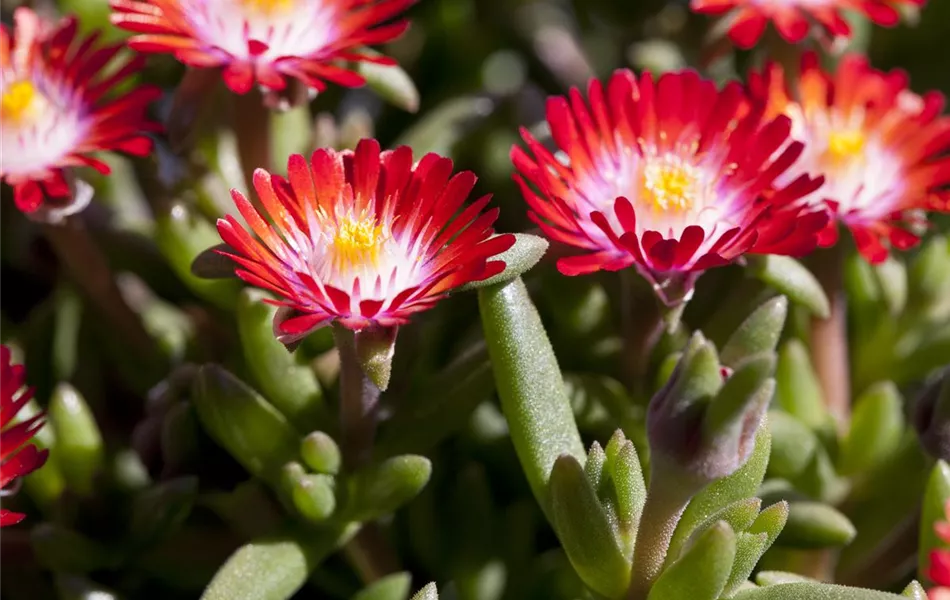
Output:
342 524 400 583
810 246 851 432
42 217 157 361
232 89 272 198
627 467 695 600
622 272 664 395
332 326 381 470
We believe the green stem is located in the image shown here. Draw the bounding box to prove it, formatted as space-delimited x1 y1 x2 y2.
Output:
627 466 695 600
810 246 851 432
232 89 272 199
342 524 400 583
622 272 664 395
332 326 381 471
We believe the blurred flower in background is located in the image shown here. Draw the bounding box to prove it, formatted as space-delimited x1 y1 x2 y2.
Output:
929 500 950 599
110 0 417 95
0 7 160 219
690 0 927 49
0 345 48 527
512 69 828 305
749 52 950 263
216 138 515 339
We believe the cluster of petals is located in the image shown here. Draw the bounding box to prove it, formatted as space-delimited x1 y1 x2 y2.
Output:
0 346 49 528
110 0 416 95
748 53 950 263
691 0 926 49
216 139 515 336
1 7 161 215
511 68 829 302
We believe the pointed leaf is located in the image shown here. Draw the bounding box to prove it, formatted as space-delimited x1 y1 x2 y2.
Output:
746 255 829 318
755 572 816 586
353 572 413 600
723 531 768 597
347 455 432 521
733 582 906 599
901 581 926 599
356 49 420 113
767 410 820 479
777 502 856 548
775 340 833 434
410 583 439 600
719 296 787 369
648 521 736 600
48 383 104 496
550 454 631 599
839 382 904 475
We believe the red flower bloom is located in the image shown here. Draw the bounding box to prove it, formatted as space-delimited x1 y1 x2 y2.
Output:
1 345 48 528
1 8 161 216
928 500 950 599
690 0 926 49
748 53 950 264
511 69 828 305
110 0 415 95
216 139 515 337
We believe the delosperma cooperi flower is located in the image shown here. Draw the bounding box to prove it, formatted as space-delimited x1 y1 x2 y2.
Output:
511 69 829 305
216 139 515 338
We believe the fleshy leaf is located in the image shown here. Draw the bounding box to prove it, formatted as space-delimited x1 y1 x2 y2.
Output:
353 572 413 600
767 410 820 480
719 296 787 369
648 521 736 600
300 432 341 475
745 255 830 318
901 581 926 599
839 382 904 475
410 583 439 600
356 49 420 113
777 502 856 548
346 455 432 522
49 383 104 496
460 234 548 291
549 454 631 599
733 582 906 599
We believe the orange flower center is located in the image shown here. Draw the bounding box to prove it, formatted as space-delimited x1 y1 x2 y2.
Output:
641 159 698 213
240 0 294 15
331 215 387 274
825 129 866 164
1 80 43 124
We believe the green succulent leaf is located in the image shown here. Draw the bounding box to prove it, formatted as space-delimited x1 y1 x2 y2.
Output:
755 572 816 586
719 296 787 369
774 340 833 435
839 382 904 475
733 582 906 599
745 255 830 318
722 531 768 597
767 410 820 480
48 383 104 496
410 583 439 600
352 572 413 600
668 423 770 561
31 523 117 573
777 502 856 548
901 581 927 599
237 289 326 430
347 455 432 522
355 49 420 113
919 460 950 586
300 431 342 475
130 476 199 547
549 454 631 599
648 521 736 600
873 257 908 316
395 97 495 157
478 277 585 518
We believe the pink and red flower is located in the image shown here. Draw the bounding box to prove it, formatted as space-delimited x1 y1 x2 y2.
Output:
1 7 161 216
748 53 950 263
110 0 415 95
691 0 926 49
928 500 950 599
216 139 515 336
511 69 828 305
1 345 49 528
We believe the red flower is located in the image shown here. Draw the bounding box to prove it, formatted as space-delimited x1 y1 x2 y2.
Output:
691 0 926 49
511 69 828 305
1 8 161 216
110 0 415 95
928 500 950 599
216 139 515 337
1 345 49 527
748 53 950 264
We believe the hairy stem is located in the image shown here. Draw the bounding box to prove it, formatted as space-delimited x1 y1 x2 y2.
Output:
342 524 400 583
622 272 664 395
627 467 694 600
332 326 382 470
232 89 272 198
810 246 851 432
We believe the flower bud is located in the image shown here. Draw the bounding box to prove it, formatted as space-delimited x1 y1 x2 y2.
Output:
648 333 773 490
914 368 950 461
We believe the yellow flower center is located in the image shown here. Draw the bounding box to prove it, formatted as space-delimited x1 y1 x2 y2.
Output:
641 159 698 213
331 215 387 274
240 0 294 15
1 80 41 123
825 129 866 164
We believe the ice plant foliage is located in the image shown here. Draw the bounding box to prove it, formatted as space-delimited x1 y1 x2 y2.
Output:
110 0 416 95
929 500 950 599
690 0 926 49
0 8 160 215
749 53 950 263
512 69 828 304
0 346 48 528
216 139 515 336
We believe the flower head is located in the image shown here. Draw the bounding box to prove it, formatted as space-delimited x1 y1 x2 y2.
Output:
110 0 415 95
691 0 926 49
1 345 49 527
216 139 515 337
511 69 828 305
749 53 950 263
929 500 950 599
1 8 161 216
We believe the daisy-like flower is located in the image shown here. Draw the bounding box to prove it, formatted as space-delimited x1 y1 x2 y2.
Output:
1 7 161 217
511 69 828 305
748 53 950 263
691 0 926 49
1 345 49 527
110 0 415 96
216 138 515 337
928 500 950 599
